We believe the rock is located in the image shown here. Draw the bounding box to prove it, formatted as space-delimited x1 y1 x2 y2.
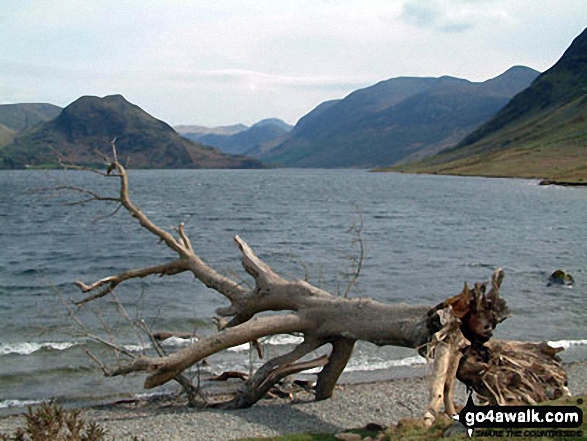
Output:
539 180 587 187
361 423 386 432
442 422 468 437
548 270 574 286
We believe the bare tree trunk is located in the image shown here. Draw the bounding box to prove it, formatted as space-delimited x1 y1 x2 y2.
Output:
55 150 522 416
315 338 356 400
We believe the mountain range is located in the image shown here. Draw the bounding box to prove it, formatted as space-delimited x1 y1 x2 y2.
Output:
175 123 248 138
0 95 263 169
2 28 584 176
177 118 293 155
392 27 587 182
255 66 539 168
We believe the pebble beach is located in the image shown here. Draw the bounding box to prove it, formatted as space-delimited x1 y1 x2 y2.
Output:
1 362 586 441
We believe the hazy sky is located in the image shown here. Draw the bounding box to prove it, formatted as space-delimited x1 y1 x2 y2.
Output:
1 1 585 127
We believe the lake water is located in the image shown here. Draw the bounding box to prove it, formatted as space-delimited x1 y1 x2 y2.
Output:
1 169 586 413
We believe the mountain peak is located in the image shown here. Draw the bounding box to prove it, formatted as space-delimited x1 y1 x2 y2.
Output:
560 27 587 60
104 93 127 101
1 96 263 169
480 66 540 96
501 65 538 74
251 118 293 131
51 95 176 147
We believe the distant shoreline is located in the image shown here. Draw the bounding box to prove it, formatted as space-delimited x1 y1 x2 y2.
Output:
4 167 587 187
375 167 587 186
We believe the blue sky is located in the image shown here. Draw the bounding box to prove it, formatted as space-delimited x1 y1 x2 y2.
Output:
1 0 585 127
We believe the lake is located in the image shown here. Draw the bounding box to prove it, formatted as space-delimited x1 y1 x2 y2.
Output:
1 169 586 412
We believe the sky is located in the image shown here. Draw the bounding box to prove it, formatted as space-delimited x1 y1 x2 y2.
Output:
1 1 585 127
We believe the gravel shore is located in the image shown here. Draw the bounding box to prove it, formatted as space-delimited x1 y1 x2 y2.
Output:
2 362 586 441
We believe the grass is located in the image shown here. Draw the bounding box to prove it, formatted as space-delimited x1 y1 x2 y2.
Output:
388 96 587 183
0 402 109 441
0 401 143 441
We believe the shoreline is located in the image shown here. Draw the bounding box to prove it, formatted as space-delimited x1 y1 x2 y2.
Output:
2 361 586 440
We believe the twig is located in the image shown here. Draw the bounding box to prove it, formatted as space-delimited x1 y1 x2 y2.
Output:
343 207 365 298
74 260 189 305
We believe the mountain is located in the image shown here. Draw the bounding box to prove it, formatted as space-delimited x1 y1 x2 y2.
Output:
175 124 248 139
0 103 62 146
392 28 587 182
257 66 539 168
180 118 294 155
0 95 263 169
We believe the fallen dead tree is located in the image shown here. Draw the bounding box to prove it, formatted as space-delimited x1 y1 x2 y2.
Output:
56 148 569 423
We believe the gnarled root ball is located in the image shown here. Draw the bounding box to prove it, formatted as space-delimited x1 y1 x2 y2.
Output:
457 340 569 405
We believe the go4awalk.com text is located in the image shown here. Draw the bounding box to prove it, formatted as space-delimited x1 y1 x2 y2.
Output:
453 393 583 438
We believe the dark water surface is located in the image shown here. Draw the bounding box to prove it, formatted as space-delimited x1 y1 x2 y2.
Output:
1 169 586 411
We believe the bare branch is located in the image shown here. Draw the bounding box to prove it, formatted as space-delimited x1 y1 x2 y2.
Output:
57 159 116 177
113 162 187 256
343 208 365 298
60 294 137 359
107 313 310 388
91 203 123 223
176 223 193 252
213 337 327 409
82 348 115 376
74 260 190 305
315 338 356 400
35 185 120 206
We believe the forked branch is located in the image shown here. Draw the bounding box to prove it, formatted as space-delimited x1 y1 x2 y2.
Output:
74 260 190 305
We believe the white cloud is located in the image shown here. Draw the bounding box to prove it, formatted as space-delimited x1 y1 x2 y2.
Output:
164 68 375 90
1 0 585 125
400 0 510 33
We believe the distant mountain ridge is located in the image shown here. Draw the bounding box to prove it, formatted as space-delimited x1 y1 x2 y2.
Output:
257 66 539 168
175 124 248 138
393 28 587 182
0 95 263 169
179 118 293 155
0 103 62 147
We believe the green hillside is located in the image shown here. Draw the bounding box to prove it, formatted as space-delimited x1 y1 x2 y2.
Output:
391 28 587 182
0 124 17 147
0 103 62 147
0 95 263 169
0 103 62 132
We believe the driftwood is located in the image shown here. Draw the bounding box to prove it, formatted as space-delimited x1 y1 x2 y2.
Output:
67 155 452 408
458 340 569 405
422 274 510 421
428 281 569 414
60 149 568 424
